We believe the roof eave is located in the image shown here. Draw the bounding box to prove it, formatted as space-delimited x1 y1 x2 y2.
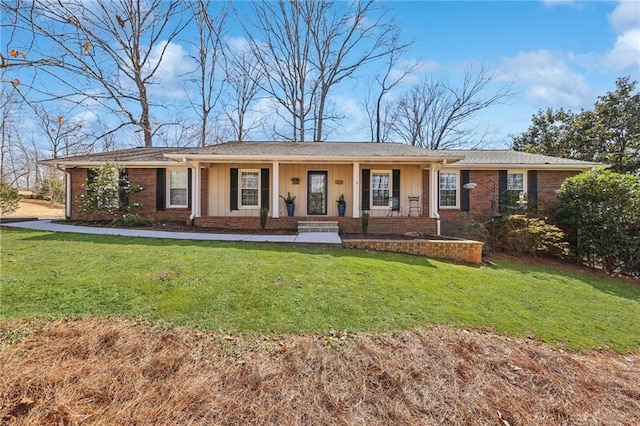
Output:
162 153 465 164
440 163 603 170
39 160 179 168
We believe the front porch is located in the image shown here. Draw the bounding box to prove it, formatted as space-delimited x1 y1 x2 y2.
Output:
193 215 438 235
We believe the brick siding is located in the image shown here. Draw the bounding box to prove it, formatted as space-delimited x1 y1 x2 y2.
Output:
437 169 580 226
536 170 579 217
68 167 207 222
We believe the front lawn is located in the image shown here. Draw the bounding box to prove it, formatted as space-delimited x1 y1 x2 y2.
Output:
1 228 639 352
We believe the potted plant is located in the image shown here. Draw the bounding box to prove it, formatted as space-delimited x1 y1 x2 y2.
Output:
280 192 296 216
336 193 347 217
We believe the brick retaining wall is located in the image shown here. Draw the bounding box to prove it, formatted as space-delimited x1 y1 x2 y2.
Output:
343 239 484 265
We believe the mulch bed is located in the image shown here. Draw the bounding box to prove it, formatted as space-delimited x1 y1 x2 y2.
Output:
1 317 638 425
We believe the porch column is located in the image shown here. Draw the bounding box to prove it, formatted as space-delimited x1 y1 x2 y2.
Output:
430 162 441 235
352 162 360 218
429 163 439 218
65 169 71 219
272 161 280 218
191 161 200 219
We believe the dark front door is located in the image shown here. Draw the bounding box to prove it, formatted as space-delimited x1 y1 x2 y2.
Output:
307 171 327 215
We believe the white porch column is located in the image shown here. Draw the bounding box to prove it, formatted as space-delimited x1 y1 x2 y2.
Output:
65 170 71 219
272 161 280 218
191 161 200 219
430 162 441 235
352 162 360 218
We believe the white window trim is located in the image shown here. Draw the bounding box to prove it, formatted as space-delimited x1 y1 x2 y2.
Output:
239 168 261 209
370 170 392 209
439 170 460 209
166 168 189 208
507 170 527 196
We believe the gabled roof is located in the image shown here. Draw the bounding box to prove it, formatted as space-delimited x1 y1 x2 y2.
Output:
40 147 184 166
164 141 464 163
438 150 602 169
41 141 602 170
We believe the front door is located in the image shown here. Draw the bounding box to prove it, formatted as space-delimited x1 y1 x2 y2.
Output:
307 171 327 215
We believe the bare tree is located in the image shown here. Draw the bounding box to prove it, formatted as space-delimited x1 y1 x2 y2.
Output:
308 1 408 142
242 0 315 142
188 0 228 147
2 0 190 147
223 45 264 142
392 63 512 149
0 77 38 190
361 32 416 143
241 0 407 142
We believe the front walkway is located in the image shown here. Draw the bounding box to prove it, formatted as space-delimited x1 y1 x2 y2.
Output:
1 220 343 244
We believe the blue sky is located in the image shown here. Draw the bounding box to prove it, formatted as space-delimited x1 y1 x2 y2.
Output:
381 0 640 146
4 0 640 150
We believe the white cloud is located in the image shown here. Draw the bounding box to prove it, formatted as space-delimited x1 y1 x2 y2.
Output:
501 50 592 108
605 28 640 71
603 2 640 73
226 36 252 54
540 0 581 8
147 40 195 84
388 59 441 86
608 0 640 33
69 109 98 126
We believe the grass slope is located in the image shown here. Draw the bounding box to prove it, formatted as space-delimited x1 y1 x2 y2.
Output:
2 228 639 352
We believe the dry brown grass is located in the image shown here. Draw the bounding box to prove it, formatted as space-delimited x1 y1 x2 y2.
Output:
3 200 65 219
1 318 638 425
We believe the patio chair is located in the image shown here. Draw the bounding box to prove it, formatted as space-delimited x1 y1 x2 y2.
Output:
387 196 402 216
408 195 421 216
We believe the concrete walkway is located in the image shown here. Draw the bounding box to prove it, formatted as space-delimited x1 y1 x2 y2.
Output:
1 219 343 244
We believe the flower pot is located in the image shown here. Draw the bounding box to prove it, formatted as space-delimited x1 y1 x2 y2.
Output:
286 203 295 217
337 203 346 217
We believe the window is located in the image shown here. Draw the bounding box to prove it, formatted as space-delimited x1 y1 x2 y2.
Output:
506 171 526 198
371 171 390 207
168 169 188 207
240 169 259 207
439 172 458 208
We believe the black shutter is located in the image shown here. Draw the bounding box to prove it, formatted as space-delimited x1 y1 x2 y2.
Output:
498 170 508 207
528 170 538 211
230 168 239 211
461 170 470 211
118 168 129 208
361 169 370 210
87 168 97 185
187 168 193 209
392 169 401 212
156 168 166 211
527 170 538 201
261 168 270 209
87 168 98 208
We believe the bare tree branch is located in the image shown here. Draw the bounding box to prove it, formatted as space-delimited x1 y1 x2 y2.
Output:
2 0 191 147
392 62 512 149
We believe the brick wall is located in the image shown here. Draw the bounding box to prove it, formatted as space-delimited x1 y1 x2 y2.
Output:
68 167 202 222
344 239 483 265
537 170 579 217
422 171 430 214
437 169 580 225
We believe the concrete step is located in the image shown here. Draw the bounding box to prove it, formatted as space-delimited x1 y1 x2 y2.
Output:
297 221 339 233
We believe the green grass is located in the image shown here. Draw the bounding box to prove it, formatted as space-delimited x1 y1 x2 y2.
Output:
1 228 639 353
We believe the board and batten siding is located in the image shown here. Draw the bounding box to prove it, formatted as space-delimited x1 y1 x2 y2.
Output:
207 163 424 217
361 164 424 217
